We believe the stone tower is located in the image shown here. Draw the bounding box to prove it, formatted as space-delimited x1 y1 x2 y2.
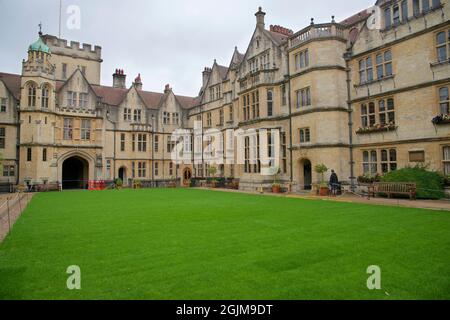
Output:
19 31 57 185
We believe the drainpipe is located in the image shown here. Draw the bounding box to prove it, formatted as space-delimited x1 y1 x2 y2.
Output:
15 101 21 186
286 51 294 186
345 51 355 192
201 105 204 178
106 107 117 181
162 127 165 180
151 115 155 187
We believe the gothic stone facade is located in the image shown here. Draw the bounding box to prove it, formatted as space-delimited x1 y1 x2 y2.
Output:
0 0 449 191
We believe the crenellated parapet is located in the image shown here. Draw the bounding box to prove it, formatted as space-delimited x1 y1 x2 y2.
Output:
41 34 102 62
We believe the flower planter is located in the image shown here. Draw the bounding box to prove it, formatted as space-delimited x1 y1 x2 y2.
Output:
319 186 329 196
272 185 281 193
210 181 218 188
356 125 397 134
432 114 450 125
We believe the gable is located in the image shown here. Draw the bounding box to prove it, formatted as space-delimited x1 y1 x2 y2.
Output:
208 64 226 87
351 22 383 55
121 86 146 110
160 91 180 113
58 69 98 109
0 72 21 100
238 27 279 77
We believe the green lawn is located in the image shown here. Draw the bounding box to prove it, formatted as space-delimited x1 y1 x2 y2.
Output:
0 188 449 300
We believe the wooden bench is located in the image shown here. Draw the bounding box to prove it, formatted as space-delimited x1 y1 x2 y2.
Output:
369 182 416 200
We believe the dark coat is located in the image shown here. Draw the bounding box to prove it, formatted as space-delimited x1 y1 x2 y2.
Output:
329 172 339 185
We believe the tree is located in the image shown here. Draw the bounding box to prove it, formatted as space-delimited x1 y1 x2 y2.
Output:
208 166 217 178
314 163 328 186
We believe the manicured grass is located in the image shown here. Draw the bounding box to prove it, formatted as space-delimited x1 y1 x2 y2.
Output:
0 188 449 300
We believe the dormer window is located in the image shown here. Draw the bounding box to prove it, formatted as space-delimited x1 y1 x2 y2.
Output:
209 85 222 102
66 91 77 108
78 93 88 108
173 112 180 125
216 86 221 100
249 58 259 73
133 109 142 122
163 111 169 124
261 53 270 69
123 108 132 121
0 98 7 112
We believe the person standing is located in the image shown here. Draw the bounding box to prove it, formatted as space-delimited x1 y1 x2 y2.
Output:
329 170 339 196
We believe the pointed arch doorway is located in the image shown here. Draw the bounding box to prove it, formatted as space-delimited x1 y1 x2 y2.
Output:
301 159 312 190
62 156 89 190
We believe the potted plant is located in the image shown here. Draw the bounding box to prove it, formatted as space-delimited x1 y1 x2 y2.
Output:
208 166 218 188
314 163 329 196
115 178 123 190
168 176 177 188
271 166 282 193
133 180 142 189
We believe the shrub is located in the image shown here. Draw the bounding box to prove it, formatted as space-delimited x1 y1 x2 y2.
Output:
208 166 217 177
357 173 381 184
133 180 142 189
115 178 123 188
444 175 450 187
381 166 445 199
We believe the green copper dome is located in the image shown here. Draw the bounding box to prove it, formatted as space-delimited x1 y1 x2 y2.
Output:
28 37 51 54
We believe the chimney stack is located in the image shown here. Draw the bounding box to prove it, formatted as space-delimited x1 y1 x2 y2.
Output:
113 69 126 89
255 7 266 28
133 73 142 90
202 67 212 88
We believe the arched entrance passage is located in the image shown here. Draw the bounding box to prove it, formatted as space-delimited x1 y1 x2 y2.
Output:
118 167 126 182
301 159 312 190
183 168 192 186
62 156 89 190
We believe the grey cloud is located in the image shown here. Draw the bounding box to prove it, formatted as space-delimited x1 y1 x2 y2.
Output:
0 0 375 96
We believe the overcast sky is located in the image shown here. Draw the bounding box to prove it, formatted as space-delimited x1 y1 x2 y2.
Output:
0 0 374 96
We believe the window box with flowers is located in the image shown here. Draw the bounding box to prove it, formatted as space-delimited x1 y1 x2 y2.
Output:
356 123 397 134
432 114 450 125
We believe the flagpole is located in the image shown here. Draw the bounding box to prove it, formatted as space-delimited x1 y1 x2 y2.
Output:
58 0 62 38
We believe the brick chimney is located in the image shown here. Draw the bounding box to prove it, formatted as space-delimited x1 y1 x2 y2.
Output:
113 69 126 89
269 25 293 36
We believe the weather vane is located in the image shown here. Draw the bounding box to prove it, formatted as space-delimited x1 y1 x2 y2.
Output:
38 22 42 36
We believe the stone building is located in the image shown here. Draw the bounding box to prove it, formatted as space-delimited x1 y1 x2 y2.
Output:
0 0 449 191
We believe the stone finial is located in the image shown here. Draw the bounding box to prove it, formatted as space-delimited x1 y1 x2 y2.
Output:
255 6 266 28
310 18 314 25
135 73 142 84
